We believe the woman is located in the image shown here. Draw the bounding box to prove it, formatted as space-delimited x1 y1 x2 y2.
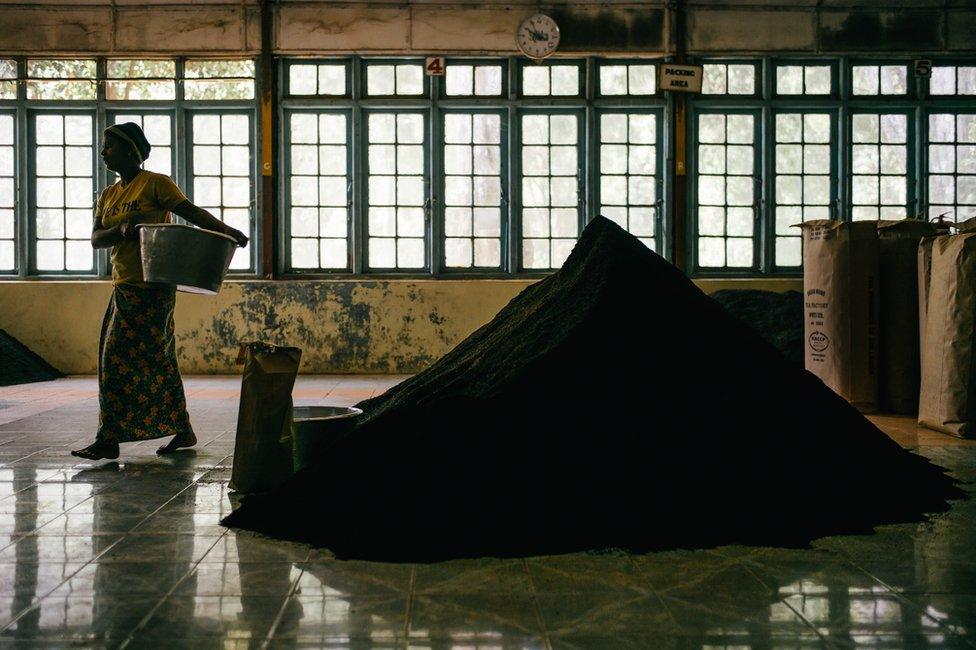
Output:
71 122 248 461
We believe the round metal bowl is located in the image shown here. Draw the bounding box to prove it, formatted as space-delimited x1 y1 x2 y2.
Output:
138 223 238 295
292 406 363 472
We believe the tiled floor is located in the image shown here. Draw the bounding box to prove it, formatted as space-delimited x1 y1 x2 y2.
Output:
0 376 975 648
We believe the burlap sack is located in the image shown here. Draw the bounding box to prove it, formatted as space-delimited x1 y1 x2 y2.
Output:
800 220 879 411
918 233 976 438
919 220 958 376
877 220 937 414
230 342 303 493
918 236 938 363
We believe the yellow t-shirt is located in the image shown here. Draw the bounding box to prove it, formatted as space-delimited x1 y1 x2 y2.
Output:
96 171 187 285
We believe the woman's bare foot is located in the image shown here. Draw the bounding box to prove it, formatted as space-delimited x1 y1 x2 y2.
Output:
71 441 120 460
157 431 197 455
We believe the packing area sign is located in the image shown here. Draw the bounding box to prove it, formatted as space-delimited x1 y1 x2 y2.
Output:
658 64 704 93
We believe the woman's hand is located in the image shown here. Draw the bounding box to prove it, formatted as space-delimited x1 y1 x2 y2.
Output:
224 226 249 248
119 222 140 241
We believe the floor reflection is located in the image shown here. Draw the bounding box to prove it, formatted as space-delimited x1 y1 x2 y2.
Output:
0 377 973 648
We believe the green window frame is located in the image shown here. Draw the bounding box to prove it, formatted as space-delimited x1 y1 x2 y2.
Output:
0 57 257 279
692 108 761 270
772 109 837 268
284 109 352 272
596 108 664 253
29 110 97 274
848 110 914 221
927 111 976 222
441 108 508 271
187 110 255 272
364 109 429 271
0 111 14 272
517 108 584 271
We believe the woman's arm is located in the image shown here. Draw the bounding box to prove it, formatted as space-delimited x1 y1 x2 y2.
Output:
91 215 137 249
171 200 249 248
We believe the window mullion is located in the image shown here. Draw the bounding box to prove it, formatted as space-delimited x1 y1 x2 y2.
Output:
429 79 441 275
15 59 28 277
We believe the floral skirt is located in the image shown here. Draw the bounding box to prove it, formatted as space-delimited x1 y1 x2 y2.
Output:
96 284 193 444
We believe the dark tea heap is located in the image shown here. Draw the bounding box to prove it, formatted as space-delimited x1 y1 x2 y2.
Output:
223 217 962 562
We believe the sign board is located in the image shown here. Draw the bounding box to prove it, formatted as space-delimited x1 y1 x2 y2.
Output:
425 57 445 76
914 59 932 78
658 63 703 93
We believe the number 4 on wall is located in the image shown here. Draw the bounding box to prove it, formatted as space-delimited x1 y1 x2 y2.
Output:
425 57 445 76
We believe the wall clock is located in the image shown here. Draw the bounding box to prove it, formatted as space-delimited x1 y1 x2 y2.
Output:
516 14 560 61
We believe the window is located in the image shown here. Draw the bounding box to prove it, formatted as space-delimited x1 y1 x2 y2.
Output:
32 113 95 272
774 112 833 266
27 59 96 100
851 65 908 96
288 63 347 96
365 62 424 97
850 113 910 220
0 60 15 99
0 57 256 278
702 63 756 96
27 59 95 100
930 66 976 96
598 112 660 251
520 112 581 270
696 112 758 269
184 60 254 100
775 64 831 96
443 112 504 269
109 113 173 177
521 63 581 97
928 113 976 222
5 55 975 280
444 63 504 97
0 114 13 271
287 112 350 271
106 60 176 101
598 63 656 96
366 112 427 270
190 113 253 270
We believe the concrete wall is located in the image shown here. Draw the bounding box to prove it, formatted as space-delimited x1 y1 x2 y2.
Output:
0 277 801 374
0 1 972 55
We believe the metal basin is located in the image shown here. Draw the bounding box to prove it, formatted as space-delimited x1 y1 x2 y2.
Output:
139 223 237 295
292 406 363 472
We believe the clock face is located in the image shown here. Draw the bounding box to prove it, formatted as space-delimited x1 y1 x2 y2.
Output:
516 14 560 60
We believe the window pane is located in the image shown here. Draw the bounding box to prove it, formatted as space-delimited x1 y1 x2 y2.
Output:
191 113 253 270
0 114 13 271
442 116 503 269
184 60 255 100
523 65 579 97
27 59 96 100
776 64 830 96
703 63 755 95
367 112 427 269
775 112 833 265
599 112 659 250
0 59 15 100
521 113 579 270
31 112 94 273
288 113 349 270
928 112 976 221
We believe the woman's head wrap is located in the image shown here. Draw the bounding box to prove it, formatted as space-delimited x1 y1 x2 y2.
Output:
104 122 151 163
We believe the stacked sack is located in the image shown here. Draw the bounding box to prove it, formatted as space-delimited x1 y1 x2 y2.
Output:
799 219 938 415
918 217 976 437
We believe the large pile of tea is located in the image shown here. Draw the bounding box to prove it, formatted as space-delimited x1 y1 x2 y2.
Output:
0 330 63 387
223 217 961 562
711 290 803 365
